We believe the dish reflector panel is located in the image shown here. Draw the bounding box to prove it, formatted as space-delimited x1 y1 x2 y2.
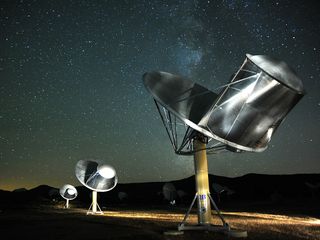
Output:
75 160 117 192
201 54 304 151
143 71 218 138
246 54 304 93
60 184 78 200
143 54 304 153
98 165 116 179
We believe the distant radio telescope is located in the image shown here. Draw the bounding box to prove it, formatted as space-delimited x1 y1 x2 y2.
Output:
75 159 118 215
143 54 304 237
163 182 178 205
59 184 78 208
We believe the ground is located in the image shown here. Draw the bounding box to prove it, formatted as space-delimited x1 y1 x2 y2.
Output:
0 203 319 240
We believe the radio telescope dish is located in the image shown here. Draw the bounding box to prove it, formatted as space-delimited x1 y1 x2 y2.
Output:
163 182 178 205
143 54 304 237
59 184 78 208
143 71 218 139
144 55 304 153
75 160 117 192
75 159 118 215
143 71 223 155
200 54 304 152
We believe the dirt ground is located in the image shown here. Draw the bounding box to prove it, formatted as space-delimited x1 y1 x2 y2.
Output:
0 204 319 240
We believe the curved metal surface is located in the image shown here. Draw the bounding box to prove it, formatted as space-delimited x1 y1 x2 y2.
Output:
143 54 304 153
201 54 304 152
59 184 78 200
246 54 304 94
143 71 218 138
75 160 118 192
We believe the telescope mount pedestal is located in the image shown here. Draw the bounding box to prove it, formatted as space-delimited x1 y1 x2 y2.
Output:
65 199 70 209
178 137 247 238
87 191 103 215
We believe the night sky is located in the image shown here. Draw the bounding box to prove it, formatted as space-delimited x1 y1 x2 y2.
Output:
1 0 319 191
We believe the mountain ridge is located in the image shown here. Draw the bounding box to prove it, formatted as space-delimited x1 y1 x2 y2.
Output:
1 173 319 204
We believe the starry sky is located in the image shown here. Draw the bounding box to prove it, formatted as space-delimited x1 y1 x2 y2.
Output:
1 0 319 191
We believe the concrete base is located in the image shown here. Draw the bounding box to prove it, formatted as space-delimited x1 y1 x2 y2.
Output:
178 224 247 238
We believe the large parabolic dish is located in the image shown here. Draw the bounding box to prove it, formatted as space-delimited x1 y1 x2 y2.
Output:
201 54 304 152
75 159 117 215
143 54 304 153
143 53 304 235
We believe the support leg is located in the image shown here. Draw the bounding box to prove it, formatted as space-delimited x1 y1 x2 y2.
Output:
208 193 229 229
87 191 104 215
177 138 247 237
178 193 198 230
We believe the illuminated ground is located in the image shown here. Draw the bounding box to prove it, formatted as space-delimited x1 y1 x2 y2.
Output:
0 204 319 240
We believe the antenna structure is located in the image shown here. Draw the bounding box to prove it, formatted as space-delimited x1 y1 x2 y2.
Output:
75 160 118 215
59 184 78 209
143 54 304 237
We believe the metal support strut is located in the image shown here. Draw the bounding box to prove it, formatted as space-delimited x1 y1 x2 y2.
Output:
178 136 247 238
87 191 103 215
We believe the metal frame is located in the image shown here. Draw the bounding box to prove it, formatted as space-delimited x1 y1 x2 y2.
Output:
154 100 227 155
144 54 304 237
87 191 104 215
178 192 230 232
87 203 103 215
154 100 247 237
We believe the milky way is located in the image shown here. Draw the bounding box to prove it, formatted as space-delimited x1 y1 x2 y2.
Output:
1 0 319 190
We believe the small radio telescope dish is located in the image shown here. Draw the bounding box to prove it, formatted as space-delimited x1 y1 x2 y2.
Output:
163 182 178 205
60 184 78 209
143 54 304 237
75 159 118 215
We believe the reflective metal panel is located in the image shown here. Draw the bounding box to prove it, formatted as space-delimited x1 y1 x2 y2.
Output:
143 71 218 138
59 184 78 200
143 55 304 153
75 160 117 192
200 54 304 152
246 54 304 94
